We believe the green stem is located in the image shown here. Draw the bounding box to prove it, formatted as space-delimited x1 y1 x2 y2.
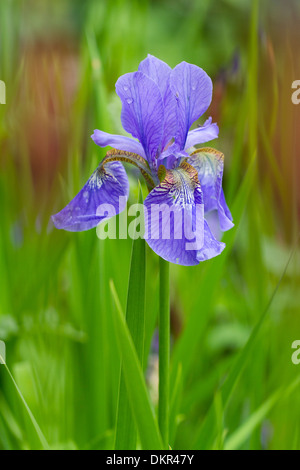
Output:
158 257 170 448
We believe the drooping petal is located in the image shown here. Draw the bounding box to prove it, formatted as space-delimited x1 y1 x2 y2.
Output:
115 71 164 166
185 117 219 149
204 210 222 241
196 220 225 262
91 129 146 158
170 62 213 150
188 148 234 231
144 161 224 265
144 162 203 265
51 162 129 232
100 148 156 189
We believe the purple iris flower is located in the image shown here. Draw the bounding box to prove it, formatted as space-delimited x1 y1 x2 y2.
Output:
52 55 233 266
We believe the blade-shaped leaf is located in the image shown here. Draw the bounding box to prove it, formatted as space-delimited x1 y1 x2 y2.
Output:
193 238 298 449
110 281 163 450
1 362 49 450
115 186 146 450
224 375 300 450
170 152 257 389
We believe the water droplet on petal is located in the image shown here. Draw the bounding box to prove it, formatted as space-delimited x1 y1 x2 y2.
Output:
126 98 133 104
123 85 129 91
191 85 196 91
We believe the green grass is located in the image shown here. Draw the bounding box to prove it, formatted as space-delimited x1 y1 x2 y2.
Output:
0 0 300 450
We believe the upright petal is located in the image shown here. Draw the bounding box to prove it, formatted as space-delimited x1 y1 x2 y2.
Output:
138 54 171 98
92 130 146 158
185 117 219 149
115 71 164 166
51 162 129 232
188 148 234 231
161 82 178 151
170 62 213 150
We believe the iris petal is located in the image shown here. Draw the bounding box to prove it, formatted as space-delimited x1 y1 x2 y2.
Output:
91 130 146 158
170 62 213 150
158 142 188 169
138 54 171 98
197 220 225 262
51 162 129 232
115 71 164 166
138 54 177 149
144 161 224 265
188 148 234 231
185 117 219 149
100 148 156 189
161 83 178 151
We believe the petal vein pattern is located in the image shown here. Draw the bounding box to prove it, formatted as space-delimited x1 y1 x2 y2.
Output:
116 71 164 167
144 161 224 265
51 161 129 232
188 148 234 232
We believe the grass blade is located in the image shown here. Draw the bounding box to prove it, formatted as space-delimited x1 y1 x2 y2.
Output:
110 281 163 450
115 187 146 450
193 239 298 449
171 152 257 389
225 376 300 450
0 360 49 450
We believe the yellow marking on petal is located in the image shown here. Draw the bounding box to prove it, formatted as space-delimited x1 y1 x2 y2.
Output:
157 164 167 183
188 147 225 184
179 160 200 185
190 147 224 163
105 149 151 168
100 149 155 189
157 161 201 207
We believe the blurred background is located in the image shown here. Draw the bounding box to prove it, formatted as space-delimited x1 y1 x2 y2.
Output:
0 0 300 450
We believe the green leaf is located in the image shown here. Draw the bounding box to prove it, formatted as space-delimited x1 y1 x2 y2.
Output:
115 186 146 450
193 238 298 449
110 281 163 450
169 363 183 446
1 362 49 450
224 376 300 450
171 151 257 390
